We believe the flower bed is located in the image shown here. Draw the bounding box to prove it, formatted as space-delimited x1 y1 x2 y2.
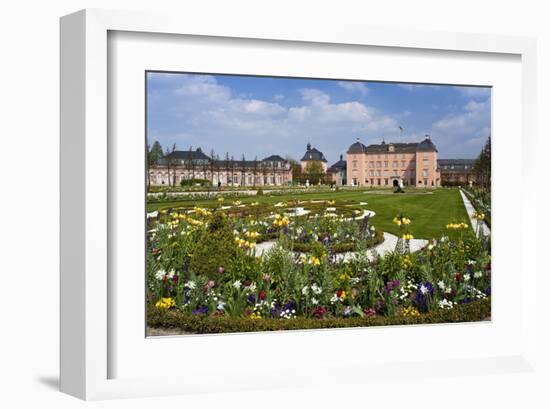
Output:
148 298 490 334
147 200 490 333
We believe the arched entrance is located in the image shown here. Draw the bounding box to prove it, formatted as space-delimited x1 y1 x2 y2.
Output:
392 179 399 188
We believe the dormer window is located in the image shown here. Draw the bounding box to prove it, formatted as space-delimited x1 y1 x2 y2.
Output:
388 144 395 152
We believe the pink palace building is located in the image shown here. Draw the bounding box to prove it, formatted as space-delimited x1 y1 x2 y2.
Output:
346 136 441 188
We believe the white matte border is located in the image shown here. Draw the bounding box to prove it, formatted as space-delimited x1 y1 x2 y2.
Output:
60 9 539 400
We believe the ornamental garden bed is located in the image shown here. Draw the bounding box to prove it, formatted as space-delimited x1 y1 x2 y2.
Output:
147 198 490 334
148 298 490 334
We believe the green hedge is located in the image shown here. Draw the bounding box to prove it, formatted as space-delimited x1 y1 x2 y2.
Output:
148 298 491 334
287 229 384 254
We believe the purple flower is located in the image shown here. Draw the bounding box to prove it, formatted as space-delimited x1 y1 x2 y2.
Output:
413 281 434 312
385 279 401 293
192 306 208 315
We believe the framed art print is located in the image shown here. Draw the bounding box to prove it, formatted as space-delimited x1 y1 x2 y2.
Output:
60 9 540 400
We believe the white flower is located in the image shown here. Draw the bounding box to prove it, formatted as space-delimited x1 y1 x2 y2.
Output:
216 301 225 311
474 271 483 279
184 280 196 289
438 299 455 309
437 280 445 290
445 287 452 294
311 283 322 294
311 298 319 305
420 284 429 295
302 286 309 295
464 273 471 282
155 269 167 280
233 280 242 289
467 260 475 265
428 244 434 250
166 269 175 279
248 282 257 292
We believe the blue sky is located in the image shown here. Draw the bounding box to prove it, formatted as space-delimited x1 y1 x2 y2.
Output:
147 72 491 164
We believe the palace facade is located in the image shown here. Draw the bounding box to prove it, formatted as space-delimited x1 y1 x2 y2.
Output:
437 159 476 186
345 136 441 187
149 148 292 186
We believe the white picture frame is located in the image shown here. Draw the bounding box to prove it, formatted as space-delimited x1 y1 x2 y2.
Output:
60 8 540 401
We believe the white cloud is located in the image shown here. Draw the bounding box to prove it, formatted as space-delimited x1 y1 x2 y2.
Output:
149 75 400 163
457 86 491 98
431 98 490 157
337 81 368 95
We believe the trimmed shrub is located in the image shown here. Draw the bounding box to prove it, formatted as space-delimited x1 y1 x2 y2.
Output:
188 212 237 278
148 298 491 334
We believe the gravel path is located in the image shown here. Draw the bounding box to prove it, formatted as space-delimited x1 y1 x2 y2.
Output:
255 231 428 262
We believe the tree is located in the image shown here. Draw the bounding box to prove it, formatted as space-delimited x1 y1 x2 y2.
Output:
303 161 325 184
149 141 163 164
252 156 259 187
147 141 163 188
473 136 491 190
230 155 236 186
164 143 177 187
209 149 216 185
240 154 246 186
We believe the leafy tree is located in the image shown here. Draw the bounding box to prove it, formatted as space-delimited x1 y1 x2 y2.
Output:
149 141 163 164
473 136 491 190
303 161 325 184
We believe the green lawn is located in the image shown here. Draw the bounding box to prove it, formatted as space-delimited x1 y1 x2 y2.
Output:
147 188 470 240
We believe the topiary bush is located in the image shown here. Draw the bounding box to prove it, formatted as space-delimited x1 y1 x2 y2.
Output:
189 211 237 279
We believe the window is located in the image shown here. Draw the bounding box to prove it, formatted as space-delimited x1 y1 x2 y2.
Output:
393 170 399 176
423 169 428 177
369 161 374 168
377 170 381 177
353 160 357 169
401 160 406 168
369 170 374 176
376 161 381 168
393 161 398 168
384 161 388 168
383 170 389 177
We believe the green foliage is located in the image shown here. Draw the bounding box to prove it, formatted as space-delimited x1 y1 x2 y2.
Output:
148 298 491 334
189 212 237 278
256 187 264 196
180 178 211 187
303 161 325 184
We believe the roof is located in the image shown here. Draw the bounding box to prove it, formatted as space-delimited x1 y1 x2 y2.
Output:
348 137 438 154
364 142 418 153
164 148 211 161
300 143 327 162
328 154 347 173
438 159 475 170
416 137 438 152
262 155 286 162
347 141 368 154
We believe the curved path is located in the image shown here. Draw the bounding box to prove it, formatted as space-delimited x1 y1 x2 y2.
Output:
254 232 428 262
